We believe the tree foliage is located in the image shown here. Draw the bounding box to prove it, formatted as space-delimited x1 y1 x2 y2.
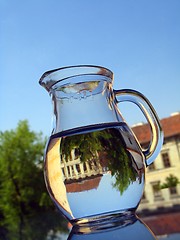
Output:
0 120 67 240
160 174 180 189
61 127 137 194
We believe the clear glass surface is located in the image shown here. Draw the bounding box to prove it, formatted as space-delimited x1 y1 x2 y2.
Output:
45 122 145 224
67 216 157 240
39 65 163 225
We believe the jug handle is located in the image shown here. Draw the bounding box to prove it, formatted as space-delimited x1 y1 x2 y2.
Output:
114 89 163 166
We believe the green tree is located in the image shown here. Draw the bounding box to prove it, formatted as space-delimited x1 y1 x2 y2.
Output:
160 174 180 189
0 120 67 240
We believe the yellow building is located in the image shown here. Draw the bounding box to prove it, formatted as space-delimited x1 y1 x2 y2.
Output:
132 112 180 214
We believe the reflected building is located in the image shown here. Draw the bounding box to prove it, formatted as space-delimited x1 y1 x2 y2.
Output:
60 147 103 193
60 148 104 183
59 123 144 194
133 112 180 214
45 122 146 222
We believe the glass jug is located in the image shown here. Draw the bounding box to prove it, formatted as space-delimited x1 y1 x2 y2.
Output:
39 65 163 226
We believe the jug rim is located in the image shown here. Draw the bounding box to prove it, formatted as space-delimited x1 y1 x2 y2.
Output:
39 65 113 91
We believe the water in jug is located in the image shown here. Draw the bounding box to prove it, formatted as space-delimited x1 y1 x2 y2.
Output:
39 65 163 226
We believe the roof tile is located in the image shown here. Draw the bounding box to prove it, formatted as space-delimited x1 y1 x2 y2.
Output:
132 113 180 144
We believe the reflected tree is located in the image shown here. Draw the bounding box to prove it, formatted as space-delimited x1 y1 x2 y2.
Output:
60 127 138 194
103 130 137 194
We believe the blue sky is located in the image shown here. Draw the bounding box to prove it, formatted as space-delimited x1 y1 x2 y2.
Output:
1 0 180 136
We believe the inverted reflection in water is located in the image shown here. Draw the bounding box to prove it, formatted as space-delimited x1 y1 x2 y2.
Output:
45 123 145 223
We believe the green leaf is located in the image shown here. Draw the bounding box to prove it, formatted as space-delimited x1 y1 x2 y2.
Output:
0 120 67 239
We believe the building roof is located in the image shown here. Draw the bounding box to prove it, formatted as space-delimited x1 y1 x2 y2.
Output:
66 175 102 193
132 112 180 144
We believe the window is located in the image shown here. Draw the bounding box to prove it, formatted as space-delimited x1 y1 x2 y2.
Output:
162 152 171 168
83 162 87 171
149 162 155 171
62 168 65 176
76 164 81 173
152 182 163 200
141 192 148 203
169 186 177 196
74 148 80 159
141 192 146 199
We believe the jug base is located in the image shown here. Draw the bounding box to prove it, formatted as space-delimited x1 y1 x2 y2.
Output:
70 209 136 228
